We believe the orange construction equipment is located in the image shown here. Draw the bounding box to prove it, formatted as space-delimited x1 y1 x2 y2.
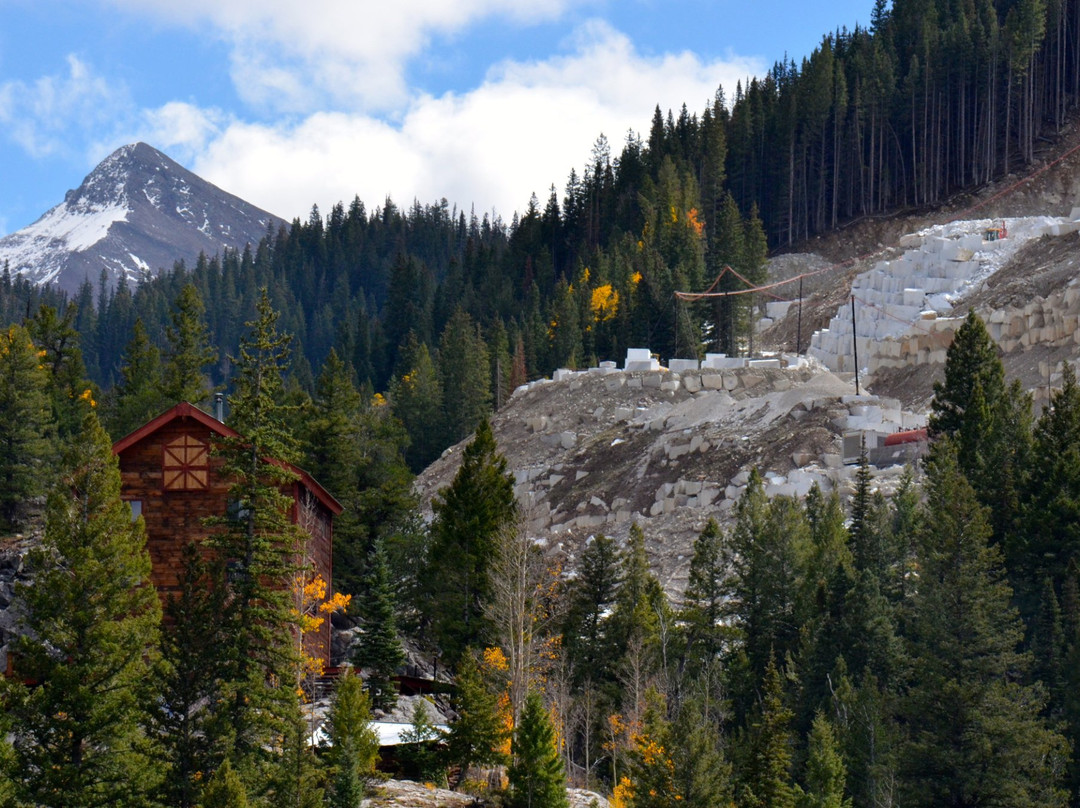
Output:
985 220 1007 241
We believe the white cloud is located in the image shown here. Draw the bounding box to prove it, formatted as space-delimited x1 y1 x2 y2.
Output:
189 21 763 222
138 102 228 157
0 55 130 159
105 0 591 112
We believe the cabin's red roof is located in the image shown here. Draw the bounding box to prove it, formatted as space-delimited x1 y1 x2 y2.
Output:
113 401 343 515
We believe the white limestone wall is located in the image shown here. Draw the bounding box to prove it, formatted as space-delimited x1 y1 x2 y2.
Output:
807 217 1079 374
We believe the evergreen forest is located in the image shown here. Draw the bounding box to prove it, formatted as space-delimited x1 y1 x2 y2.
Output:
3 0 1080 472
4 0 1080 804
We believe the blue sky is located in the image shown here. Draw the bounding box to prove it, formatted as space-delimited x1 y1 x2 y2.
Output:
0 0 872 237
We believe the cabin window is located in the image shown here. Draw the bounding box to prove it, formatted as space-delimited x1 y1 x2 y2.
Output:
162 434 209 490
126 500 143 521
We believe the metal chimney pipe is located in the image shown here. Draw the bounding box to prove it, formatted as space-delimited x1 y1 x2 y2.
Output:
215 392 224 422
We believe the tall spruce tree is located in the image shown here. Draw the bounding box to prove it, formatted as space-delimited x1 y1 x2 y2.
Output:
1019 362 1080 606
390 336 444 472
508 691 569 808
621 688 680 808
928 310 1005 441
679 518 731 676
152 542 232 808
0 323 54 531
446 650 507 775
212 288 305 782
438 307 492 445
2 409 162 807
900 440 1068 807
164 282 217 406
562 533 622 688
608 523 669 693
425 418 516 662
738 656 797 808
325 673 380 808
351 537 406 710
107 317 167 437
28 303 93 439
800 711 852 808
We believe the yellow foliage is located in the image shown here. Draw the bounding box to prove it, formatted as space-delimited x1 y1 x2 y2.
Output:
631 271 643 287
611 776 634 808
371 392 387 407
482 646 509 672
669 204 679 223
78 388 96 408
293 573 351 691
320 591 352 614
497 691 514 757
590 284 619 323
686 207 705 237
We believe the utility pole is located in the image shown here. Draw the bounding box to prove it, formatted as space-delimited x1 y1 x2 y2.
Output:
851 295 860 395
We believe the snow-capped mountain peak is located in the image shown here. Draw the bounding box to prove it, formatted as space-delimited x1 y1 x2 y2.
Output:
0 143 285 294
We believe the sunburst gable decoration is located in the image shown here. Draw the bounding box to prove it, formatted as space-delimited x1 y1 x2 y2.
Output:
162 434 209 490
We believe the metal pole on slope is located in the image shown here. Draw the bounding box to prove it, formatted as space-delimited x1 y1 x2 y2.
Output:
796 276 804 356
851 294 860 396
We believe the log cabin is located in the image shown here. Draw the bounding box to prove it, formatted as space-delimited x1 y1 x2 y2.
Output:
112 401 343 668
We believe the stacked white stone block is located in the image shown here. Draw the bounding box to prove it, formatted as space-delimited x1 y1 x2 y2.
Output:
702 353 747 370
624 347 661 371
808 221 1020 374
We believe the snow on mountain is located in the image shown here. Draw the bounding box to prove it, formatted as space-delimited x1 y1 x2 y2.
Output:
0 143 286 294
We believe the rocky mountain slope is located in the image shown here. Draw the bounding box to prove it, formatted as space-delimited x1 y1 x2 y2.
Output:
0 143 284 294
415 360 924 594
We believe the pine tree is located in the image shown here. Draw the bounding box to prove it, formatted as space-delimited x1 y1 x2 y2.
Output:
929 310 1005 438
426 418 516 662
164 282 217 406
152 542 232 808
622 688 680 808
679 519 731 671
1019 362 1080 607
399 699 447 785
27 303 92 439
848 444 880 574
2 409 162 807
211 287 304 780
728 474 809 707
900 440 1068 807
201 759 250 808
438 307 492 445
799 712 852 808
0 323 54 531
671 690 733 808
739 657 797 808
269 718 325 808
446 651 507 775
608 523 669 691
508 691 569 808
390 335 444 472
107 317 167 437
351 537 406 710
325 673 380 808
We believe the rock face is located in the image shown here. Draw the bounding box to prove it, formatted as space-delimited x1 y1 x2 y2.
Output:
0 143 285 294
804 215 1080 376
413 361 926 594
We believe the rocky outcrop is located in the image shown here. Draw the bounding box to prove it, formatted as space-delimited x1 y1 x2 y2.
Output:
414 362 926 594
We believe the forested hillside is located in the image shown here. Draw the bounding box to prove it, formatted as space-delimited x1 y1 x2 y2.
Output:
2 0 1078 474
